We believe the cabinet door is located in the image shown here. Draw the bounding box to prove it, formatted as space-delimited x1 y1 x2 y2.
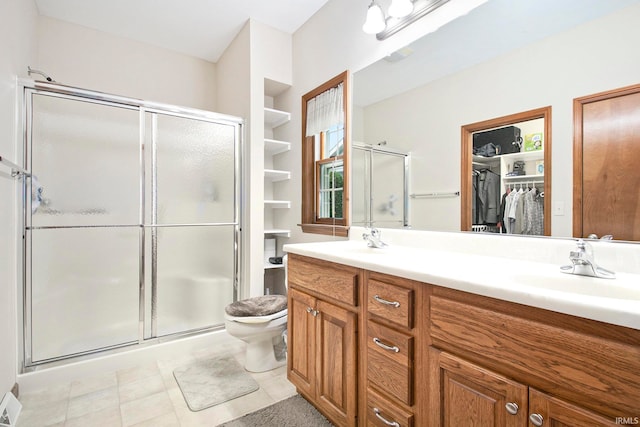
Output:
429 348 528 427
287 288 316 396
316 299 358 427
528 389 618 427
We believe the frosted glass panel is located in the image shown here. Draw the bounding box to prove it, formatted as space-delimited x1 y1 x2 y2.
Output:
154 226 235 336
155 114 236 224
351 148 370 226
30 228 140 362
30 94 140 227
372 152 405 227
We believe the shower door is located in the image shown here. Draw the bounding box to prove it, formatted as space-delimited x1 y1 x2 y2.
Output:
144 112 237 338
23 86 241 366
26 92 142 364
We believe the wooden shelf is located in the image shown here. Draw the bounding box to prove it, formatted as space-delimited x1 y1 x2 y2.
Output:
265 138 291 155
265 169 291 182
264 108 290 128
264 200 291 209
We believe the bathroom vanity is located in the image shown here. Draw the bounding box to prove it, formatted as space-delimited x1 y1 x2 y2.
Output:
284 231 640 427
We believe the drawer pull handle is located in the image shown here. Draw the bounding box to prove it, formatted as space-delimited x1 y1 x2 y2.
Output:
373 407 400 427
505 402 519 415
373 337 400 353
374 295 400 308
529 413 544 426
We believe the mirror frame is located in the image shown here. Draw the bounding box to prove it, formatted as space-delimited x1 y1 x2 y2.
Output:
461 106 552 234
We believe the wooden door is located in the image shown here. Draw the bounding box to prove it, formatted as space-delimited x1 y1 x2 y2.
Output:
315 299 358 427
528 389 618 427
429 348 528 427
574 84 640 241
287 287 317 396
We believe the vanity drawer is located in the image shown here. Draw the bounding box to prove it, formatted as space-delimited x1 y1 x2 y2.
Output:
287 254 359 307
366 388 414 427
368 279 414 329
367 321 414 405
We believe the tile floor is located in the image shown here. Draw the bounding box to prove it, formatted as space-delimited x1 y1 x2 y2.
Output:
16 340 297 427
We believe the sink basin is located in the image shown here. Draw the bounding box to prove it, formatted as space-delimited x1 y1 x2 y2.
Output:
512 271 640 301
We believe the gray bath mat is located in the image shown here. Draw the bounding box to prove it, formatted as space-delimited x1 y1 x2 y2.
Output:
217 394 334 426
173 355 259 411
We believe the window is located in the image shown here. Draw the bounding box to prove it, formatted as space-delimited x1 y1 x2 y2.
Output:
301 71 350 236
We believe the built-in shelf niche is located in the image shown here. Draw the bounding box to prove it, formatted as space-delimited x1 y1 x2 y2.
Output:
264 107 290 128
264 200 291 209
264 229 290 237
264 169 291 182
265 138 291 156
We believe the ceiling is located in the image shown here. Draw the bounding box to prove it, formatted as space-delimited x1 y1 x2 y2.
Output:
34 0 330 63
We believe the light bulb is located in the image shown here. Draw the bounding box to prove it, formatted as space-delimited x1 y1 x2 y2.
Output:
362 2 386 34
388 0 414 18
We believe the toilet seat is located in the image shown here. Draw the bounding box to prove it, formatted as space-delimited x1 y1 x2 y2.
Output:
224 294 287 324
225 308 287 324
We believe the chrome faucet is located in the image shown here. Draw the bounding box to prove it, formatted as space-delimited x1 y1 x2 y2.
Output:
363 227 388 248
560 239 615 279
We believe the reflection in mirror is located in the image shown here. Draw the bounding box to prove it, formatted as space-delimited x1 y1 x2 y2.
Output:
461 107 551 236
351 142 409 229
352 0 639 240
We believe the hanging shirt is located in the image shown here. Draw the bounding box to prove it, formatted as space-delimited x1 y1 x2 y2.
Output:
522 187 544 235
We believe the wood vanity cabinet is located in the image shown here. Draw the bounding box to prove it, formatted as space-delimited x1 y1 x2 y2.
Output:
428 287 640 427
287 254 360 427
429 349 618 426
363 272 425 427
287 254 640 427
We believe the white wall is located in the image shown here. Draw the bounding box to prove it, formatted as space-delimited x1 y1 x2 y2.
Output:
216 20 293 298
216 23 252 298
0 0 38 394
361 3 640 236
37 16 217 111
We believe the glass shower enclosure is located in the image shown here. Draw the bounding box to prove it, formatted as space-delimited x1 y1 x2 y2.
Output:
352 143 409 228
20 82 242 367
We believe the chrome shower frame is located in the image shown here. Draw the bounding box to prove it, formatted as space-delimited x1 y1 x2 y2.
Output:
17 79 244 371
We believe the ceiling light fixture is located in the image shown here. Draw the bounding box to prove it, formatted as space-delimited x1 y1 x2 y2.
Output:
363 0 451 40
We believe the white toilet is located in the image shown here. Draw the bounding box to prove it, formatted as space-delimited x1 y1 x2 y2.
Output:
224 256 288 373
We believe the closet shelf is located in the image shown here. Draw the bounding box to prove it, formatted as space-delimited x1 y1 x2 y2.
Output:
264 108 291 128
503 174 544 180
264 262 285 270
264 169 291 182
265 138 291 155
264 200 291 209
501 150 544 161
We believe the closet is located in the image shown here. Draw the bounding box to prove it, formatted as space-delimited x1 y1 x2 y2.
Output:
462 107 551 236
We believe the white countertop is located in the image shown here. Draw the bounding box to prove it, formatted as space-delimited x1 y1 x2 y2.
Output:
283 239 640 330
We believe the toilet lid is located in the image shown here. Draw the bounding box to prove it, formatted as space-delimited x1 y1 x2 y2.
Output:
225 294 287 317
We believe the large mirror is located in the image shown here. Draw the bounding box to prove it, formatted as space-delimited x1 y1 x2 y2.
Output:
352 0 640 240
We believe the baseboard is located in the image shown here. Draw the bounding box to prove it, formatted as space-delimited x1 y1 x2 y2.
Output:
9 384 18 399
